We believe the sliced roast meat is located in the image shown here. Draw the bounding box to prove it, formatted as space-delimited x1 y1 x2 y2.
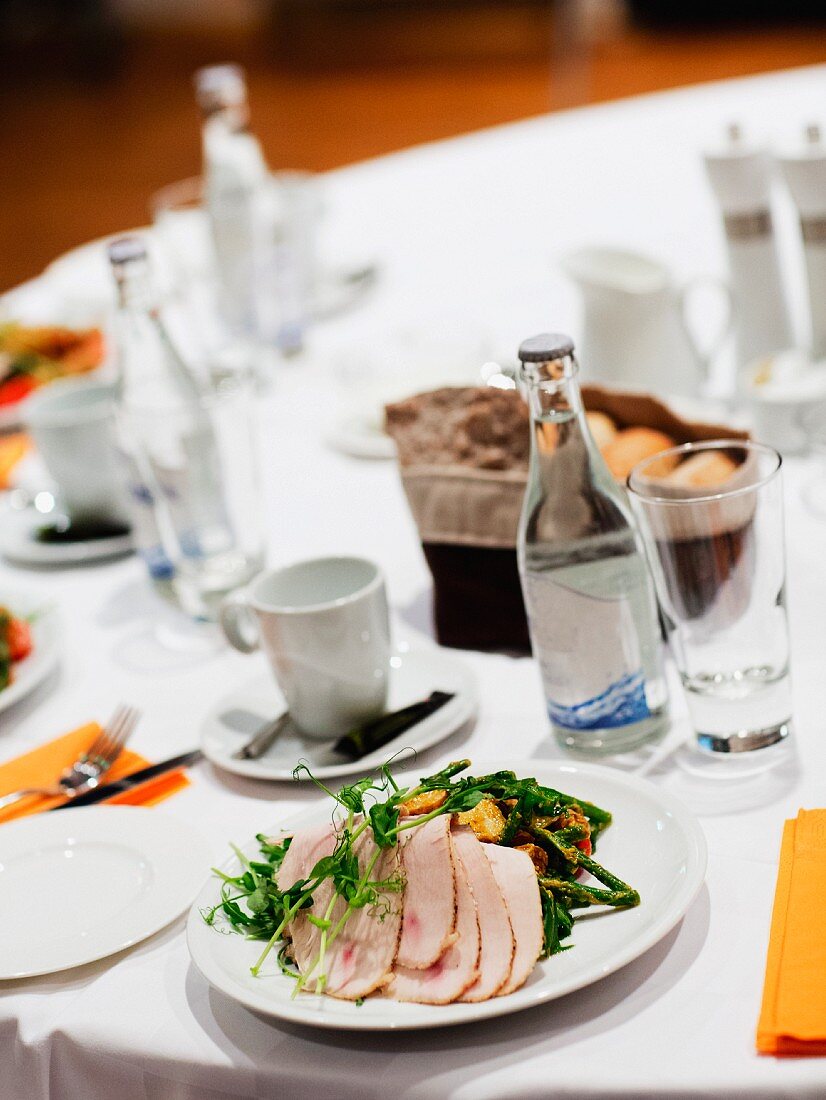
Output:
324 833 403 1001
281 825 404 1001
396 815 456 969
277 824 340 982
390 835 480 1004
452 826 515 1002
277 822 337 892
483 844 543 995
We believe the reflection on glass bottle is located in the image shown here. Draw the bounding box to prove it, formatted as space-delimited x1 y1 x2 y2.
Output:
516 333 669 753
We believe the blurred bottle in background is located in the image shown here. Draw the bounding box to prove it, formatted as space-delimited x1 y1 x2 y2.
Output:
194 64 268 341
109 235 178 599
194 63 316 358
108 235 250 621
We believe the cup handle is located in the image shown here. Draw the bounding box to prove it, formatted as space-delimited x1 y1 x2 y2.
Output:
219 591 260 654
678 275 735 383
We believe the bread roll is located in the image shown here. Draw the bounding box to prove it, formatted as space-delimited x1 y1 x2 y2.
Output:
602 427 678 482
664 450 739 489
586 411 617 450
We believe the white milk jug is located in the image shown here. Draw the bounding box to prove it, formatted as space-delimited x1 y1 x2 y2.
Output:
561 247 733 398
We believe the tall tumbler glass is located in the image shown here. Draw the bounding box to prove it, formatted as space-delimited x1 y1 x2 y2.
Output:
124 371 265 623
628 440 792 754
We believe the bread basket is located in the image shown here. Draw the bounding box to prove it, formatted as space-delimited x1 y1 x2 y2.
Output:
385 385 748 652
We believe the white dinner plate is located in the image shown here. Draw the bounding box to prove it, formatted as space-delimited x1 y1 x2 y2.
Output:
0 589 60 714
0 806 213 979
187 758 707 1031
201 646 478 781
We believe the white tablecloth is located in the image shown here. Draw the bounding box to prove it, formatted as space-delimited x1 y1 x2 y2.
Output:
4 65 826 1100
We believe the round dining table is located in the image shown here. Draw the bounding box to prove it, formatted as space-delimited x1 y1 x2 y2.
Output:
3 63 826 1100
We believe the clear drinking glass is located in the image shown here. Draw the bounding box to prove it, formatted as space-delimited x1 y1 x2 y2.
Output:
123 371 264 622
151 172 321 359
150 176 248 374
252 171 321 356
628 440 792 754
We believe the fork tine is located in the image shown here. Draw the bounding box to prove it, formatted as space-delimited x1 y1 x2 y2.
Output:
85 704 128 760
85 704 132 765
99 707 140 766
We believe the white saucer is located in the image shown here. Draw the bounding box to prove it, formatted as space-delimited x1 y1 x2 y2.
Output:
324 413 397 460
201 646 478 781
0 806 212 979
0 506 133 567
0 587 60 714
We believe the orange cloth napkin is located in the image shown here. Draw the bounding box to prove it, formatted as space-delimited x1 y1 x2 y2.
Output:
757 809 826 1055
0 722 190 824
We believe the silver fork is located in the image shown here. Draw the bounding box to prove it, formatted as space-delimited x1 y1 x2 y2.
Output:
0 704 141 812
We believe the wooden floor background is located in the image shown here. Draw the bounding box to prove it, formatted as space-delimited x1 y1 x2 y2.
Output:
2 12 826 292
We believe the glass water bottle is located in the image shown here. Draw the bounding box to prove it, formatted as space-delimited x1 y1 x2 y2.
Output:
195 64 268 338
108 236 233 616
516 333 669 753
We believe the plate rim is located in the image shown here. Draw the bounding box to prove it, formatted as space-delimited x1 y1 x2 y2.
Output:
186 757 708 1031
0 593 60 715
200 647 479 781
0 805 212 980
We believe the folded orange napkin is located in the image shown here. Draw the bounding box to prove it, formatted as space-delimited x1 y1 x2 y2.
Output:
757 809 826 1055
0 722 190 824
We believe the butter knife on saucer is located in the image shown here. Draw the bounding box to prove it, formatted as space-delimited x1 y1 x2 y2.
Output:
232 712 292 760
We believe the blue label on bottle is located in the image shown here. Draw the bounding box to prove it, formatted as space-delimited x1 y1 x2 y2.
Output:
548 670 651 731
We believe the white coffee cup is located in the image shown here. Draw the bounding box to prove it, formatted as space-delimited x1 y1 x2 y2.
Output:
220 556 391 739
23 377 129 524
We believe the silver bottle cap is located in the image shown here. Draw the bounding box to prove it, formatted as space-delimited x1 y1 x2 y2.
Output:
194 64 247 111
107 235 147 269
518 333 575 363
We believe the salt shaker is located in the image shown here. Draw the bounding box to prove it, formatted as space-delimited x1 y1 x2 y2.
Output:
778 124 826 360
703 123 792 368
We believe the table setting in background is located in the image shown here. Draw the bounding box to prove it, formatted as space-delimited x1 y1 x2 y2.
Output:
5 59 826 1100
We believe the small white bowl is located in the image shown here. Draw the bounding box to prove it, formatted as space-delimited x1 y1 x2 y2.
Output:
739 348 826 454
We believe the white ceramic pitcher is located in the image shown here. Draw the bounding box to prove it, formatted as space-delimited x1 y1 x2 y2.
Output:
561 247 733 398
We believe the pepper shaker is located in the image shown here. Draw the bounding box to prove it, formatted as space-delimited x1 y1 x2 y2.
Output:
703 123 792 368
778 124 826 361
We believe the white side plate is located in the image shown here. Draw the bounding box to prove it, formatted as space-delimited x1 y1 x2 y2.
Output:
0 806 213 979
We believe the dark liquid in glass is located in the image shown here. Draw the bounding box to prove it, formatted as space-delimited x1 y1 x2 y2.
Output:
654 520 754 622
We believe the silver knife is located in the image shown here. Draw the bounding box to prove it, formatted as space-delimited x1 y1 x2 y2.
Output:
50 749 203 810
232 712 292 760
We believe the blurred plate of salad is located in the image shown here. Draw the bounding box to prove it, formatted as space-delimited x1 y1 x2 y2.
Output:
0 590 60 715
0 323 106 430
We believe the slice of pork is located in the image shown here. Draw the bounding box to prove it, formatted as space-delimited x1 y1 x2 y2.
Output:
277 823 339 980
396 815 456 969
281 826 403 1001
483 844 544 995
323 833 403 1001
452 826 515 1002
277 822 337 892
390 834 480 1004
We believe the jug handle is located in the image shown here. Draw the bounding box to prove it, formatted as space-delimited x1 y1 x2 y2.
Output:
677 275 734 385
